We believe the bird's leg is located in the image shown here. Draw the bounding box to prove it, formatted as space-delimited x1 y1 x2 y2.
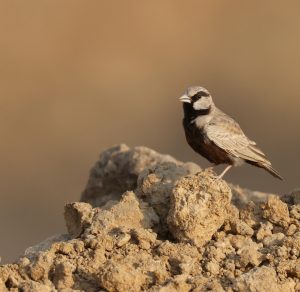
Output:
218 165 232 179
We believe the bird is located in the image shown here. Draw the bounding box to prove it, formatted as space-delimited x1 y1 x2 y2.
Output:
179 86 283 180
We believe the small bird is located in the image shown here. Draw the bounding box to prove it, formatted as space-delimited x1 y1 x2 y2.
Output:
179 86 282 180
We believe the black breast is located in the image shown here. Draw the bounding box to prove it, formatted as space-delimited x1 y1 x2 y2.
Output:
182 118 233 165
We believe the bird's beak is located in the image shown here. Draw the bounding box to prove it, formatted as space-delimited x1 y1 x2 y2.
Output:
179 94 191 103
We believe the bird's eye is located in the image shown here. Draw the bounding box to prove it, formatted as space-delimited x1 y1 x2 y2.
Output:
191 91 209 102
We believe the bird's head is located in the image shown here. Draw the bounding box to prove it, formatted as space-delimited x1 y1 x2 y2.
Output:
179 86 214 112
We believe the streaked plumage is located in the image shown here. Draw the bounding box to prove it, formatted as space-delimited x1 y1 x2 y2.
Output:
179 86 282 179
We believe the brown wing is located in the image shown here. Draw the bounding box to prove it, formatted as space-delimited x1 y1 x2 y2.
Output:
205 111 282 179
205 112 268 164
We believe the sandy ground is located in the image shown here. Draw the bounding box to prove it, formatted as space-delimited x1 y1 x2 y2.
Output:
0 145 299 291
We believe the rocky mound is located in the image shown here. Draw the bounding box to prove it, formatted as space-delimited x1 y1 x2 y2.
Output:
0 145 299 291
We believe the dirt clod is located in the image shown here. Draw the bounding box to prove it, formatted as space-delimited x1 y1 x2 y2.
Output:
0 145 299 291
167 170 232 247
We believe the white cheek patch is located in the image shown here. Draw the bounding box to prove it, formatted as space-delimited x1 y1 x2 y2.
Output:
193 100 203 110
193 98 211 110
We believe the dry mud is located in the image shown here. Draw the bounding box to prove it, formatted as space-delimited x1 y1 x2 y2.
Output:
1 144 300 291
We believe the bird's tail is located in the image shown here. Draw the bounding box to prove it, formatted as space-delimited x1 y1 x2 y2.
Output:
260 162 283 180
247 145 283 180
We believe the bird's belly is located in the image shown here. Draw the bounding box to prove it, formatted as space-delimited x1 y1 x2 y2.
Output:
184 126 232 165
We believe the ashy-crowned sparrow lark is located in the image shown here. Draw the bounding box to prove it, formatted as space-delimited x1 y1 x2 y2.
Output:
179 86 282 179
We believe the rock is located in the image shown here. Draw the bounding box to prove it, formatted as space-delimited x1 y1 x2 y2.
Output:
0 145 299 291
290 188 300 205
136 162 200 236
156 241 201 276
64 202 93 237
81 144 193 207
52 262 75 289
230 184 272 207
19 281 53 292
151 275 192 292
256 222 273 241
130 228 157 250
115 232 131 247
239 201 263 228
29 251 56 282
262 195 290 227
286 224 297 236
0 280 5 291
98 259 146 292
236 238 263 267
205 260 220 275
290 204 300 220
234 266 290 292
24 234 71 259
167 170 232 247
230 219 254 236
263 232 285 247
86 191 158 234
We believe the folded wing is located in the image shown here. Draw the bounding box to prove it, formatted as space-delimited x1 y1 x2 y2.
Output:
205 112 282 179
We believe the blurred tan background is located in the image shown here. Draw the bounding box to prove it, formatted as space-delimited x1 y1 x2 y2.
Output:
0 1 299 263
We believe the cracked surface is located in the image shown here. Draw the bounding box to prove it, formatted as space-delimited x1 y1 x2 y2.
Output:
0 145 299 291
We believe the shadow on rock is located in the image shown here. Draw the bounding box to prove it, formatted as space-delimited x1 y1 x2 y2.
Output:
1 145 299 291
